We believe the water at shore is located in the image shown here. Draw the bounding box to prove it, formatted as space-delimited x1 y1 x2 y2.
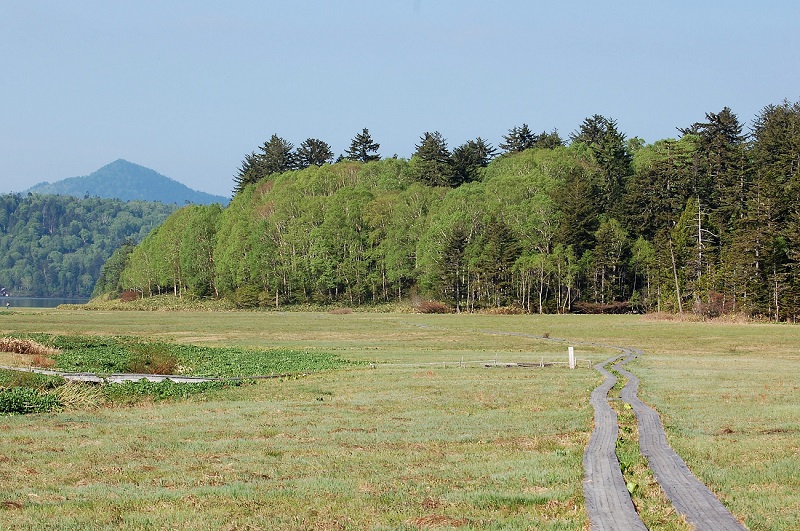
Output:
2 297 89 308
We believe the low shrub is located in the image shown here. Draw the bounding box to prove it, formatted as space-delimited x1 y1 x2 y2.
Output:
0 368 65 390
416 301 451 314
120 290 139 302
0 387 61 414
328 307 353 315
127 344 179 375
234 286 261 309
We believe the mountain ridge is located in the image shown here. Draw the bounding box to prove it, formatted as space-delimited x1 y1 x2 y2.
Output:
26 159 229 205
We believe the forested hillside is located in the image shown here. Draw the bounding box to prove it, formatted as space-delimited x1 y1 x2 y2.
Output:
0 194 177 297
114 101 800 320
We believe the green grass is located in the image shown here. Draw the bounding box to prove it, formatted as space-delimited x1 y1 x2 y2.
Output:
0 309 798 529
0 366 593 528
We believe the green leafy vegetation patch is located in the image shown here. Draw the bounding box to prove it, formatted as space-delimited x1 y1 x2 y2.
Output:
18 333 359 377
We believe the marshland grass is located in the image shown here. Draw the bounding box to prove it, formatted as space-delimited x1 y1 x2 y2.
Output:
0 363 593 528
1 309 798 529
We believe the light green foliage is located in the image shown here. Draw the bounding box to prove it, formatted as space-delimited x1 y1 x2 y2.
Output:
111 99 800 319
91 241 135 298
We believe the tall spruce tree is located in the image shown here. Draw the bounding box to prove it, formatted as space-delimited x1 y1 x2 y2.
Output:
296 138 334 169
451 137 496 186
233 135 296 195
680 107 748 224
500 124 537 153
258 134 296 175
623 137 697 239
570 115 632 219
233 151 261 196
345 128 381 162
744 100 800 319
410 131 454 187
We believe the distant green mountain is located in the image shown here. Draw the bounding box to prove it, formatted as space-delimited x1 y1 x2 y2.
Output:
26 159 229 205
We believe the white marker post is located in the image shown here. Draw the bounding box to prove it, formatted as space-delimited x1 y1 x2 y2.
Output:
568 346 575 369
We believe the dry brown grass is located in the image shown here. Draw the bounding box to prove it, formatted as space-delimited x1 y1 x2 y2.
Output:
0 337 59 356
0 337 59 368
29 353 55 368
641 311 754 323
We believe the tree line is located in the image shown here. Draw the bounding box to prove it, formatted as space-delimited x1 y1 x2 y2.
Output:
0 194 178 298
113 100 800 321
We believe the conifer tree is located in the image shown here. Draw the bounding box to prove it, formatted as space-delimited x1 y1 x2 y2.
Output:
410 131 454 187
233 135 296 195
570 115 632 219
451 138 497 186
296 138 334 169
258 134 296 175
500 124 537 153
345 128 381 162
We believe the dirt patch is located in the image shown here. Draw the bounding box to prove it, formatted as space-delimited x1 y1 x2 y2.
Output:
2 500 24 510
407 514 468 528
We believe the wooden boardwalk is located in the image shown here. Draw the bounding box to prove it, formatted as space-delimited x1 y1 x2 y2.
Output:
583 354 647 530
613 351 747 531
0 365 222 384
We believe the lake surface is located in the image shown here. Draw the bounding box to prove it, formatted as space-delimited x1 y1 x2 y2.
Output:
2 297 90 308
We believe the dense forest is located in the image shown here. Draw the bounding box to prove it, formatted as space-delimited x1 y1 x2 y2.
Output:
112 101 800 321
0 194 178 297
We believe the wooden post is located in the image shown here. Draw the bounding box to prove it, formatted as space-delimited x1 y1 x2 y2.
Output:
568 346 575 369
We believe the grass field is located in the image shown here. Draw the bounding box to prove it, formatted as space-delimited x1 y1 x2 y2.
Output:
1 309 798 529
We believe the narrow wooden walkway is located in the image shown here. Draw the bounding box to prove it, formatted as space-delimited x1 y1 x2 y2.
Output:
583 354 647 530
613 351 747 531
0 364 222 383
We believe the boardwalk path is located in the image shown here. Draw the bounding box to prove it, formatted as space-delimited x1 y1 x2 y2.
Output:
452 328 747 528
583 353 647 530
0 365 289 384
612 350 747 531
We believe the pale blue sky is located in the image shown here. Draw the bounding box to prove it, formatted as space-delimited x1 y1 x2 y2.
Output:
2 1 798 197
